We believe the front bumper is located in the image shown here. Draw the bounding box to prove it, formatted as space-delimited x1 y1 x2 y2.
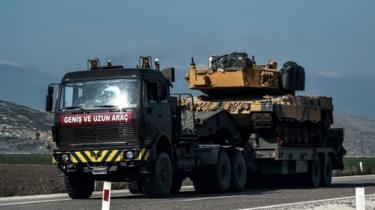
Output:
52 148 150 179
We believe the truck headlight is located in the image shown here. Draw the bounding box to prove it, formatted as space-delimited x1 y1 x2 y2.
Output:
61 154 70 163
126 151 134 159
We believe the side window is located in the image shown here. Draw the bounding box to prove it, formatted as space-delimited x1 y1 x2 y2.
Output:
159 83 168 103
63 86 74 108
147 82 158 104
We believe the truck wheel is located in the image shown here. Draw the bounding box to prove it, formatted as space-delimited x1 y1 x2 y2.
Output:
143 152 172 197
65 174 94 199
212 151 231 193
128 179 144 194
321 156 333 187
306 156 321 187
230 151 247 192
170 174 184 194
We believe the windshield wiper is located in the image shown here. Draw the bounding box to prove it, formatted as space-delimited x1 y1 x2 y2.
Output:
94 105 124 112
64 106 87 112
94 105 117 108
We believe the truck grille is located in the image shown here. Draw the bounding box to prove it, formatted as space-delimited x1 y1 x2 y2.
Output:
57 123 137 146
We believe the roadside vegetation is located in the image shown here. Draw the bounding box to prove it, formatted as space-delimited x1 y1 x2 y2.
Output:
341 156 375 175
0 154 51 164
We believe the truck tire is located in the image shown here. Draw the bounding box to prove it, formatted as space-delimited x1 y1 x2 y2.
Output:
212 151 231 193
128 179 144 194
320 156 333 187
143 152 172 197
193 151 231 193
306 156 321 187
230 151 247 192
65 174 94 199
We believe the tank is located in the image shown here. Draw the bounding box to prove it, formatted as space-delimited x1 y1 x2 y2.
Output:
184 52 334 147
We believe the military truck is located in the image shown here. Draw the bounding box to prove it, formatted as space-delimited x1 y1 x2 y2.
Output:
46 55 345 199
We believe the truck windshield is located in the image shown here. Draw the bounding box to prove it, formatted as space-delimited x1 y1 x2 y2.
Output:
60 79 140 110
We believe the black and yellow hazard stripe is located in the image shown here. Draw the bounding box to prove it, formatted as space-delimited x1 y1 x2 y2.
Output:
69 150 123 163
135 148 149 161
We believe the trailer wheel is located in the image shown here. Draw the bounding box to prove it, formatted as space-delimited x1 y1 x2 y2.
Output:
65 174 94 199
128 179 144 194
230 151 247 192
212 151 231 193
306 156 321 187
321 155 333 187
143 152 172 197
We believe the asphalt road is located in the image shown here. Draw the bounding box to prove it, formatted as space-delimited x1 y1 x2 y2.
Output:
1 175 375 210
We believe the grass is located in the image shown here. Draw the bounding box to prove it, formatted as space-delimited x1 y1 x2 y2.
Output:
343 157 375 173
0 154 51 164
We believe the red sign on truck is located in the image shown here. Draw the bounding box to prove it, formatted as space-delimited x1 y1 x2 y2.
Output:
60 112 132 126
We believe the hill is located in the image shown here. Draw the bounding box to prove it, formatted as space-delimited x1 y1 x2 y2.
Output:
334 113 375 156
0 100 53 153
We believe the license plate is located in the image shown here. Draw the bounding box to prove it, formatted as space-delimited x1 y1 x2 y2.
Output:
91 167 107 175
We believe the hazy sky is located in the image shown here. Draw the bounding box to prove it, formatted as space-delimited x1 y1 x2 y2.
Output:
1 0 374 79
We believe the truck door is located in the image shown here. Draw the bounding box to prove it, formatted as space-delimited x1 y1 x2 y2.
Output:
158 82 172 138
144 81 159 142
143 81 171 143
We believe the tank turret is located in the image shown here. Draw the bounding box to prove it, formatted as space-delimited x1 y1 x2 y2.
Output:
186 52 305 98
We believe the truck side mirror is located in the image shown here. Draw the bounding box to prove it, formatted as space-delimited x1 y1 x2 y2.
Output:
46 84 59 113
46 86 54 112
162 67 175 83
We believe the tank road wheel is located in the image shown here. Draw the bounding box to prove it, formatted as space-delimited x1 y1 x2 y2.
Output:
65 174 94 199
302 123 310 145
283 125 290 145
306 156 321 187
314 123 324 145
296 123 304 145
212 151 232 193
128 179 144 194
143 152 172 197
321 156 333 187
290 122 297 145
230 151 247 192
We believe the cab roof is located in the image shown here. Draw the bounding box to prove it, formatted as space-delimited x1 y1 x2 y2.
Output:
61 68 167 83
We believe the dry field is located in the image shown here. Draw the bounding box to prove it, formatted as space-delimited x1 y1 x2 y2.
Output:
0 164 65 197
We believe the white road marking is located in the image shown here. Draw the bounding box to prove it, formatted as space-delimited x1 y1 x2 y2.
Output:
333 174 375 181
0 198 71 206
180 195 244 202
236 193 375 210
0 193 67 202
